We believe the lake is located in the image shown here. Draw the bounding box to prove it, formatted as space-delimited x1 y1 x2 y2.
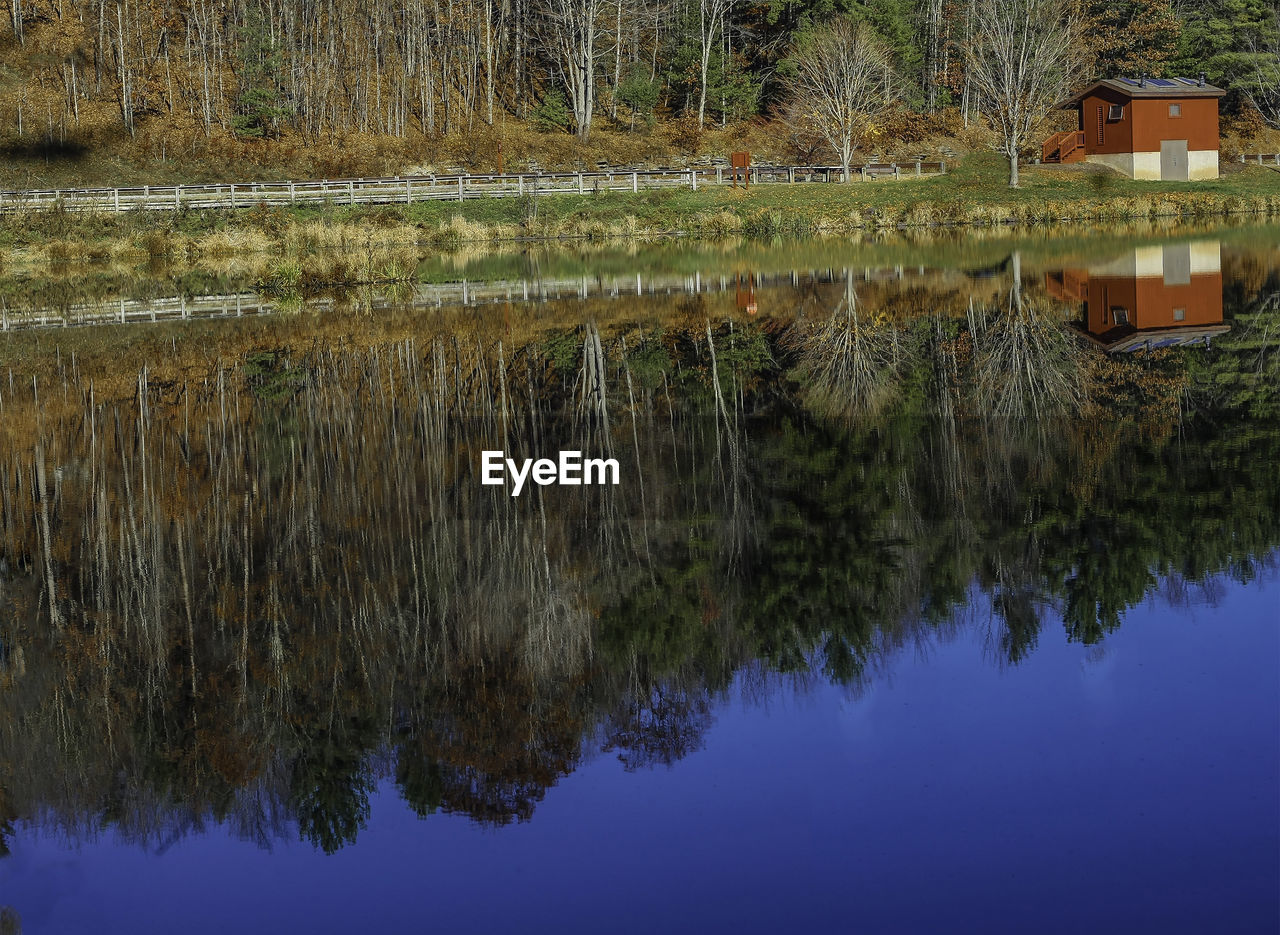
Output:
0 224 1277 934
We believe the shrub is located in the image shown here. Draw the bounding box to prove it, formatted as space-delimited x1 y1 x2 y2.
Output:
533 89 572 134
616 69 660 131
668 114 704 155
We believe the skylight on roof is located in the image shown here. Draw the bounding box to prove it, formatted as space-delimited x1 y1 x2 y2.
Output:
1148 78 1176 87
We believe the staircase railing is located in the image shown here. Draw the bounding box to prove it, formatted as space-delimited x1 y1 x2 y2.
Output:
1042 132 1068 163
1059 130 1085 162
1042 130 1085 163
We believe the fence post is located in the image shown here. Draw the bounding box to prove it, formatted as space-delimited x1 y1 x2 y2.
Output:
893 164 900 179
717 167 723 184
1259 154 1264 165
691 169 697 191
458 176 464 201
114 188 120 211
915 160 921 176
632 172 638 192
518 175 524 195
230 184 236 209
290 181 296 203
406 178 412 203
788 167 795 184
940 160 946 174
577 172 584 194
348 180 354 203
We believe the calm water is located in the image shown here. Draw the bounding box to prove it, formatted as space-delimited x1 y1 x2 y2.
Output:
0 226 1277 933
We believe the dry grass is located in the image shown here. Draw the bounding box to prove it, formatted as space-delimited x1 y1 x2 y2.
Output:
197 228 274 257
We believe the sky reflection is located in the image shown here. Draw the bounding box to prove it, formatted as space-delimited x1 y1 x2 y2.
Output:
5 569 1275 935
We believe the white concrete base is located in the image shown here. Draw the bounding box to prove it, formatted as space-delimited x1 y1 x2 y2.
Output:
1188 149 1218 180
1086 150 1218 180
1090 239 1222 278
1086 152 1135 177
1134 151 1162 180
1189 240 1221 273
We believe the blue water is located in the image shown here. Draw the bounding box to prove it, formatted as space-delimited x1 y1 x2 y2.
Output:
5 573 1275 935
4 228 1280 932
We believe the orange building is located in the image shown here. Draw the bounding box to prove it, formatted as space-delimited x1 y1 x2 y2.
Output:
1042 76 1226 180
1046 241 1228 351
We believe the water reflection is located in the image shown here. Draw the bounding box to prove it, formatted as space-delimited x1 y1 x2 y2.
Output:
734 273 758 315
1049 240 1229 351
1 265 996 332
0 234 1276 868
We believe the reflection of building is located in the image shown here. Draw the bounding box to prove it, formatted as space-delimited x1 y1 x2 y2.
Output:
1047 241 1228 352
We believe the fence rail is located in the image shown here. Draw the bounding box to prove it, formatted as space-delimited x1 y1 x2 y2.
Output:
0 267 911 332
1238 153 1280 166
0 162 946 215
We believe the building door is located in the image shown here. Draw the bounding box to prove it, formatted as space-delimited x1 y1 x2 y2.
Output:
1162 244 1191 285
1160 140 1189 181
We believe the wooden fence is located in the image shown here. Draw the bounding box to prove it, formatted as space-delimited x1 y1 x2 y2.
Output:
0 162 946 215
1238 153 1280 167
0 267 892 332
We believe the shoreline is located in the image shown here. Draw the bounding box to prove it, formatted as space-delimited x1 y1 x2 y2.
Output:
0 213 1275 305
3 155 1279 265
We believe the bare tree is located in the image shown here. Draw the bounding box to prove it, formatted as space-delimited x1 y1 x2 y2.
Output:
1246 32 1280 129
784 18 897 181
921 0 947 111
697 0 733 129
964 0 1082 186
543 0 604 138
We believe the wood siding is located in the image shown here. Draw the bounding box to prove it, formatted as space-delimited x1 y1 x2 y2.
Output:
1079 89 1133 154
1084 273 1223 334
1077 89 1218 155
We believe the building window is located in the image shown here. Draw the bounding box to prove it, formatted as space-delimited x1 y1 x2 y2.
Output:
1108 104 1124 120
1097 106 1104 144
1169 103 1182 117
1174 308 1186 321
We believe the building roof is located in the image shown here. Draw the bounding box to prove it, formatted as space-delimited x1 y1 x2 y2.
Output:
1073 322 1230 353
1059 77 1227 107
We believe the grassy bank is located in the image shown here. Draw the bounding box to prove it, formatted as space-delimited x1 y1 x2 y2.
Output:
4 154 1280 269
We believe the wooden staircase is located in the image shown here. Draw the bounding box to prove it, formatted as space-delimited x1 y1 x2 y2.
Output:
1044 270 1090 302
1042 130 1086 164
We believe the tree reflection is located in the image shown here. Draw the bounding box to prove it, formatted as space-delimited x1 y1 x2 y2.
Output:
0 907 21 935
290 727 376 855
0 274 1275 854
603 683 715 771
787 272 912 422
